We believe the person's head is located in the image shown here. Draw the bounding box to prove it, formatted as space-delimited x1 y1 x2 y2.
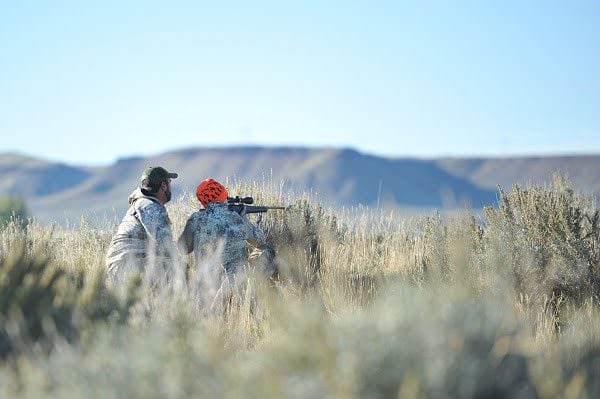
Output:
196 178 228 207
140 166 178 204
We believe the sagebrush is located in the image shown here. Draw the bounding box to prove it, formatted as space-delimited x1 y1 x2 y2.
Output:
0 178 599 398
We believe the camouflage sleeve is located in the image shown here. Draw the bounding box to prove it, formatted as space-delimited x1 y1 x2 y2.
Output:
177 214 197 254
136 202 174 255
244 217 267 249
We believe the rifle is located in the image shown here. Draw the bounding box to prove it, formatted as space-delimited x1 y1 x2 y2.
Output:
227 196 287 215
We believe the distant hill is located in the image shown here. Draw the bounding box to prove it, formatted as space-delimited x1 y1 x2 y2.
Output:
0 154 92 198
436 156 600 195
0 148 597 223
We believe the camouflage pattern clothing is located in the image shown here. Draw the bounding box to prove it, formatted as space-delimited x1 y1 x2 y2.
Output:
178 201 268 276
106 188 175 283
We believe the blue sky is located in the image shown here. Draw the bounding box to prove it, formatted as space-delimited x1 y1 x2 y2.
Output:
1 1 599 165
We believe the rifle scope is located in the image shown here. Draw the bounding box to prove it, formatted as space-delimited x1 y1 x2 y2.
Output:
227 196 254 205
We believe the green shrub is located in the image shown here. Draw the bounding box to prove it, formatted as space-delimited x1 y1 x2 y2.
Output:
0 197 28 228
0 242 139 358
485 176 600 303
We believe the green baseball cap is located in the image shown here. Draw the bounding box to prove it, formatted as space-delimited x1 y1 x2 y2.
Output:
140 166 178 186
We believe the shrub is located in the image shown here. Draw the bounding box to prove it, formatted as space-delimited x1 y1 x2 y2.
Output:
0 242 139 358
0 197 28 229
485 176 600 304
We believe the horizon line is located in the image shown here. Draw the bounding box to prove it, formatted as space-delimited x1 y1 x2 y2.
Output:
1 145 600 167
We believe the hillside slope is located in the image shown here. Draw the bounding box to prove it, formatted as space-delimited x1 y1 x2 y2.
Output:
437 155 600 196
1 148 597 222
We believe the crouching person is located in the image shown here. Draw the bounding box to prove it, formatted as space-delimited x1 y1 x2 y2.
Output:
106 166 179 285
178 178 275 313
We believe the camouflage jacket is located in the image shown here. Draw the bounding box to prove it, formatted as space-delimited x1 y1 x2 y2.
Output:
178 202 267 275
105 188 174 279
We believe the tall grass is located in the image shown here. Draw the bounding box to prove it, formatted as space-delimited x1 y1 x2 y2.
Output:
0 177 599 398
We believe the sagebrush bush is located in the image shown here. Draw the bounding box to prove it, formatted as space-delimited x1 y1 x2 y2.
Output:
485 176 600 305
0 237 139 358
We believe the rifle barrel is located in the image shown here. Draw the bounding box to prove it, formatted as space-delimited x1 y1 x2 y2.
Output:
228 204 287 215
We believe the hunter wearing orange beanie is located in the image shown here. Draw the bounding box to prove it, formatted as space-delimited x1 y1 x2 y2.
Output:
196 178 228 207
179 177 275 291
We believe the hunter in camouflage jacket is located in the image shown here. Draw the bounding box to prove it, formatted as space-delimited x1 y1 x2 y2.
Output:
178 201 269 276
105 188 175 283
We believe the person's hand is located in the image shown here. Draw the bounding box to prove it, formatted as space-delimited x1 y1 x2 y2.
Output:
239 205 247 217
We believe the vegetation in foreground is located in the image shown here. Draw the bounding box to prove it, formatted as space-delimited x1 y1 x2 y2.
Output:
0 177 599 398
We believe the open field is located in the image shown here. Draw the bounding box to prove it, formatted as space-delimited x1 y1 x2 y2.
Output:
1 176 599 398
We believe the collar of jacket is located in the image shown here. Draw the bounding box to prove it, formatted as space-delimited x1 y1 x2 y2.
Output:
204 201 227 210
128 188 163 206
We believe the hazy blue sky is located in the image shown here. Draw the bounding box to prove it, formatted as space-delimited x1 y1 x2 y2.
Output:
1 1 599 165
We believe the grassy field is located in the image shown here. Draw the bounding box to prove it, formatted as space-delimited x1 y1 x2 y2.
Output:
1 176 599 398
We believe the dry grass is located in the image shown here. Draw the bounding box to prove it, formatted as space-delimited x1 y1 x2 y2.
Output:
0 176 599 398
